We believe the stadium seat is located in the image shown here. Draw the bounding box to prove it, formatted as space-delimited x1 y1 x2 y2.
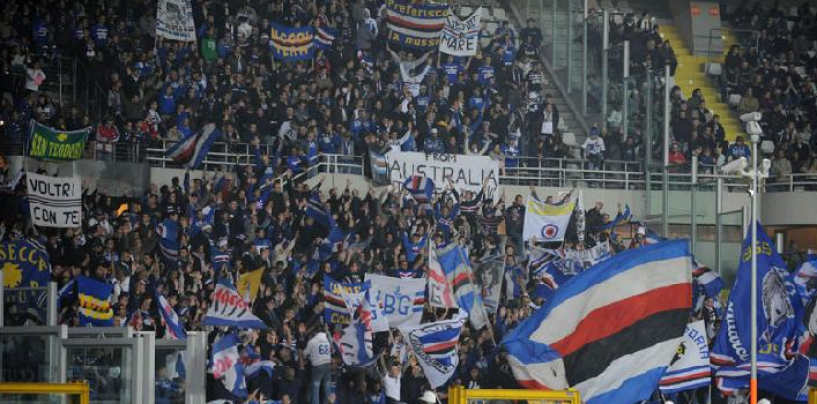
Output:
492 8 506 22
600 0 614 10
460 6 473 18
705 63 722 76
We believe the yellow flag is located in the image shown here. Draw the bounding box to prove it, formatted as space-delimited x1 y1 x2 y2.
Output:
237 268 264 301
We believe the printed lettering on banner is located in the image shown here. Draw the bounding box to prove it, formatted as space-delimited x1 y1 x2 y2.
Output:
385 151 499 199
26 172 82 228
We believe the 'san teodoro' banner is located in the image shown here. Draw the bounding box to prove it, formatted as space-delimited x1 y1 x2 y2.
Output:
384 151 499 198
27 120 90 161
26 172 82 228
386 0 450 49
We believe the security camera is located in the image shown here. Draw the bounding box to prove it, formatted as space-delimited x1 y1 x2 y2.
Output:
740 112 762 122
745 121 762 138
720 156 749 174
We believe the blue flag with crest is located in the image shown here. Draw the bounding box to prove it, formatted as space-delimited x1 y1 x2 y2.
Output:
710 221 807 400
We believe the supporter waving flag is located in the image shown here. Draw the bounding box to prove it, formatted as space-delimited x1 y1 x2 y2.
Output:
403 175 434 209
165 123 221 169
791 251 817 306
204 279 267 329
156 290 186 339
437 243 488 330
400 313 467 388
711 222 807 400
692 258 724 299
78 275 115 326
211 333 247 399
334 288 378 367
313 25 337 50
659 320 711 394
502 240 693 404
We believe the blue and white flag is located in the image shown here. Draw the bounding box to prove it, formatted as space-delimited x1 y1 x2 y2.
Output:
241 344 274 379
305 193 330 228
692 258 723 299
503 241 693 404
711 222 806 400
204 279 267 329
313 25 337 50
341 284 389 332
323 275 366 326
211 333 247 398
165 123 221 169
659 320 711 394
334 288 378 367
156 291 186 339
438 244 488 329
365 273 426 329
403 175 434 205
792 257 817 306
400 313 467 388
157 218 180 261
77 275 114 326
1 239 51 320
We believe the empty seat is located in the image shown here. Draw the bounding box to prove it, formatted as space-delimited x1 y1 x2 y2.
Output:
460 6 473 17
486 21 499 34
493 8 506 21
760 140 775 155
600 0 614 10
562 132 578 147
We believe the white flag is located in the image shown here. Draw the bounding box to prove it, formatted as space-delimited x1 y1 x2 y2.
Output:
522 195 576 242
157 0 197 42
439 8 482 57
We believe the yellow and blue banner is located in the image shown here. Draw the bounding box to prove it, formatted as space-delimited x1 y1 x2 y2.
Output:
1 239 51 320
271 23 314 61
78 275 114 326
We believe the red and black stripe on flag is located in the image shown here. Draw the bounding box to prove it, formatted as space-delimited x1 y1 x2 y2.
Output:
554 283 692 386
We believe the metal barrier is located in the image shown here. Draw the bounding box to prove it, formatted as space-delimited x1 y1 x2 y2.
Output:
448 385 580 404
0 381 90 404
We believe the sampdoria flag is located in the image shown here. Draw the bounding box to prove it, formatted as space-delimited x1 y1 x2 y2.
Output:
428 244 456 309
386 0 449 50
212 333 247 398
403 175 434 205
78 275 114 326
792 256 817 306
691 258 723 299
711 222 807 400
165 123 221 169
157 218 180 261
323 275 365 326
314 25 337 50
400 313 467 388
305 193 331 228
156 290 187 339
522 195 576 242
438 244 488 330
502 240 693 404
335 287 378 367
204 279 267 329
659 320 711 394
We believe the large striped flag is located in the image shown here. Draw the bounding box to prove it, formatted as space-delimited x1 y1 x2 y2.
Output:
659 320 711 394
204 279 267 329
334 288 378 367
386 0 449 50
403 175 434 206
428 244 456 309
323 275 366 326
791 254 817 306
157 218 180 261
400 313 467 388
165 123 221 168
502 240 693 404
692 258 723 299
211 333 247 398
156 291 186 339
437 244 488 330
313 25 337 50
78 276 115 326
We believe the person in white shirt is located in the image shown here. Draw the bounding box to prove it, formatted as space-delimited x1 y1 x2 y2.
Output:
582 128 606 169
381 358 402 404
304 330 332 404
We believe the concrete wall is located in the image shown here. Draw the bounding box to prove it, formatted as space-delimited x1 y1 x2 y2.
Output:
667 0 723 56
10 156 150 197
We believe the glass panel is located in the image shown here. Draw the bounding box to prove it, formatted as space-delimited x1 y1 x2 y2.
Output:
0 393 82 404
66 346 133 404
155 348 186 404
0 334 55 382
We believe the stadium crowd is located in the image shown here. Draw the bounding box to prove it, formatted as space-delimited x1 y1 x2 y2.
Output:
0 0 816 404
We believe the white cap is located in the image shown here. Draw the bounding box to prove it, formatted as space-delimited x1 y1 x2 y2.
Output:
637 227 646 236
431 128 438 134
758 400 771 404
419 391 437 404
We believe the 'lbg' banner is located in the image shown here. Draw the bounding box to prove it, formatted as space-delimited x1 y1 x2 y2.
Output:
27 120 90 161
27 172 82 228
384 151 500 199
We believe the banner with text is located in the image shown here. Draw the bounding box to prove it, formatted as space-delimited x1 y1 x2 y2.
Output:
384 151 499 199
365 274 426 329
271 23 314 61
439 8 481 56
156 0 197 42
28 120 90 161
386 0 450 49
27 172 82 228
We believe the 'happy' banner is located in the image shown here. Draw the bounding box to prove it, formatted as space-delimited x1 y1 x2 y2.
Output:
386 0 450 49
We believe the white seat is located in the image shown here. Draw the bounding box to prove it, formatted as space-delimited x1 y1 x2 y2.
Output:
790 7 799 17
492 8 506 21
760 140 775 155
562 132 578 147
486 21 499 34
600 0 614 10
460 6 473 17
705 62 722 76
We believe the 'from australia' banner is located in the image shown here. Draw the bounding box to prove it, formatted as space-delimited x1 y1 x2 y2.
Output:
27 172 82 228
271 23 314 61
386 0 449 49
28 120 90 161
156 0 197 42
439 8 481 56
385 151 499 199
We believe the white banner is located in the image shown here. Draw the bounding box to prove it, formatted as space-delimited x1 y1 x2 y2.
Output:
157 0 197 42
659 320 711 393
385 151 499 199
563 241 611 267
26 172 81 228
439 8 482 56
365 274 426 329
522 196 576 242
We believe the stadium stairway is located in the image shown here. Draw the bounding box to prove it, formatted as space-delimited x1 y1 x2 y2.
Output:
658 25 742 141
